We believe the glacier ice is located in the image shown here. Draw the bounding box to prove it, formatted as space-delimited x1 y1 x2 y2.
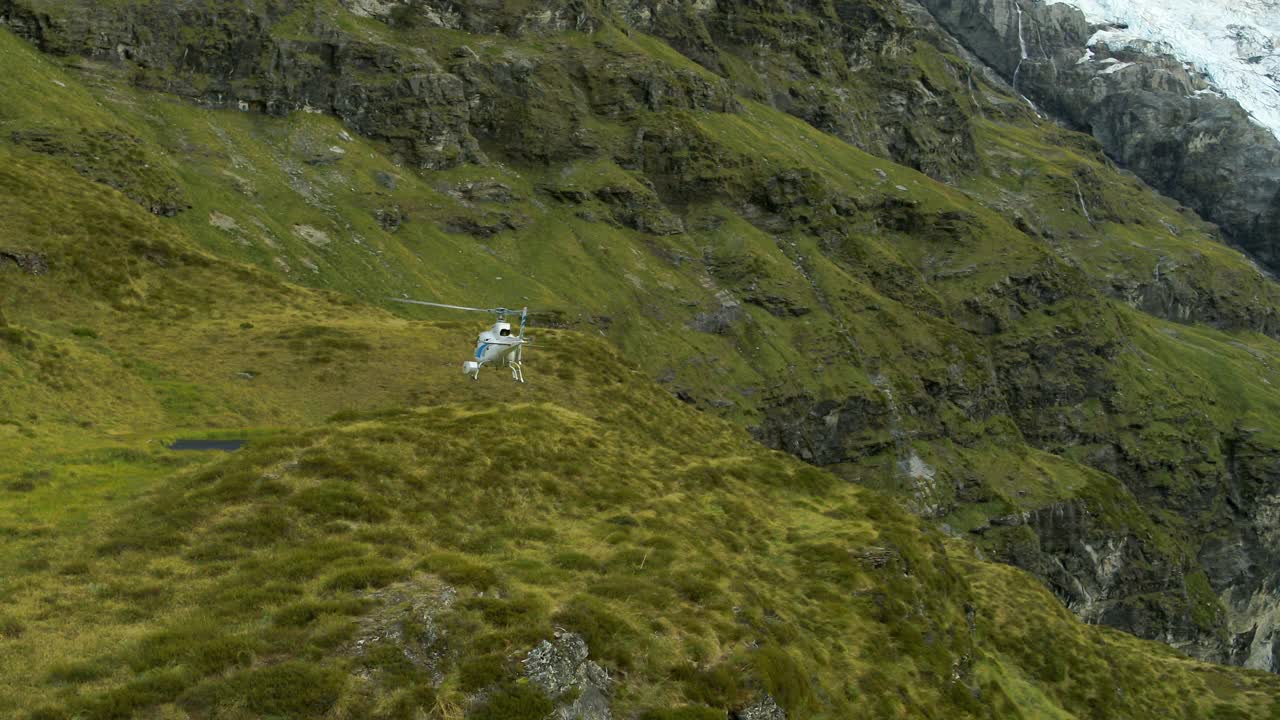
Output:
1048 0 1280 140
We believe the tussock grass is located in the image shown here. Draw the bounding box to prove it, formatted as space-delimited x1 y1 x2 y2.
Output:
3 9 1280 720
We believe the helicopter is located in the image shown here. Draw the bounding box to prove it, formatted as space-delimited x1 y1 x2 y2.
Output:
389 298 532 382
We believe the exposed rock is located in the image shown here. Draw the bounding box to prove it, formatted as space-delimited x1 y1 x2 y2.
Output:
0 1 485 170
753 394 892 465
340 0 407 19
455 180 516 204
1108 263 1280 338
222 171 257 196
524 632 611 720
607 0 979 180
597 188 685 235
899 449 943 518
543 180 685 235
734 694 785 720
691 287 744 335
0 250 49 275
5 0 1280 682
1199 429 1280 671
303 145 347 165
208 211 242 233
292 225 332 247
441 211 528 237
742 293 811 318
979 500 1211 655
350 577 457 686
346 0 599 34
375 205 406 232
373 171 399 190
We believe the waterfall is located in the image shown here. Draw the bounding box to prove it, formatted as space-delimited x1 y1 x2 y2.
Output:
1011 2 1042 115
1013 2 1029 91
1073 177 1093 223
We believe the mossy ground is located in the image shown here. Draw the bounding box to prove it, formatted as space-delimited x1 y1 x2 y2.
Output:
4 4 1280 718
6 378 1280 719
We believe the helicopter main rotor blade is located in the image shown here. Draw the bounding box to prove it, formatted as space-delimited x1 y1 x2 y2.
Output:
388 298 498 314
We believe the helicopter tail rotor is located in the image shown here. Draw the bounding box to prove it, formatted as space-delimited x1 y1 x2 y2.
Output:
517 306 528 363
511 306 528 383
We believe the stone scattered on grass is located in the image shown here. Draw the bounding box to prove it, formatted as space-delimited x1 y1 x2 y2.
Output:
735 694 786 720
350 577 458 686
0 250 49 275
292 225 332 247
209 211 243 233
524 632 612 720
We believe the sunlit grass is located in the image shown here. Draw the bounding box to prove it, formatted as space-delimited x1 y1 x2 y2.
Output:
3 10 1280 720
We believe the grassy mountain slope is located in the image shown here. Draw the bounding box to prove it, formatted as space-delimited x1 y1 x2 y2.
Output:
11 399 1280 719
2 149 1280 717
4 0 1280 710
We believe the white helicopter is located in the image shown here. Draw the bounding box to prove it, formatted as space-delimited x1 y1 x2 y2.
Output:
389 298 532 382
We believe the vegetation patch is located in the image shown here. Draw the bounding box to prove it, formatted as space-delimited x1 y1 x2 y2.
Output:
2 9 1280 720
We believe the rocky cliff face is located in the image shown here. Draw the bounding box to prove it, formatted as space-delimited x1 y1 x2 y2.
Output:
919 0 1280 273
0 0 483 169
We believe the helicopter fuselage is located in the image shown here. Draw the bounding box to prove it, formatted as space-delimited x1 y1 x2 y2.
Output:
475 336 520 365
388 298 531 382
464 321 526 381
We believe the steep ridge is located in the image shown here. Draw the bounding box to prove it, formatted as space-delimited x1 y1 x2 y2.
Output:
5 0 1280 686
919 0 1280 274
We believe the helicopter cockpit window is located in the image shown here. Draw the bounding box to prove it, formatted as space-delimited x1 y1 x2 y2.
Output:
500 328 511 337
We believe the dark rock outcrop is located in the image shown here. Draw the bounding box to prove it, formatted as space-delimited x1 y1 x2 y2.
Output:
0 249 49 275
524 632 612 720
610 0 983 181
0 0 483 169
981 499 1226 660
0 0 742 171
1205 429 1280 670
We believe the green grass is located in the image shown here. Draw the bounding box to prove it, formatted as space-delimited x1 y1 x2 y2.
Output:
7 391 1279 719
3 5 1280 718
